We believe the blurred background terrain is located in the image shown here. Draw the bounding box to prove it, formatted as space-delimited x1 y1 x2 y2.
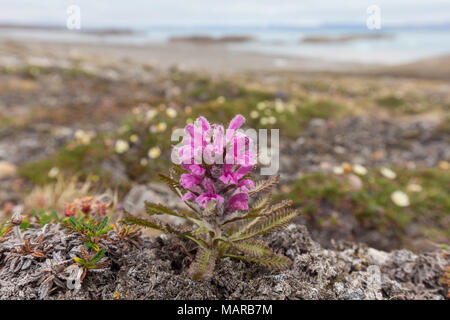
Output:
0 0 449 252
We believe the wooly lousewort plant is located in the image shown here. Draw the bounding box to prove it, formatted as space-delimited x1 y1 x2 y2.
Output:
124 115 299 280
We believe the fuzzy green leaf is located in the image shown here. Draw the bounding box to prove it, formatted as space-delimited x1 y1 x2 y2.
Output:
248 194 272 215
188 247 218 281
124 213 191 235
228 239 273 258
145 201 185 219
158 173 184 197
230 208 298 241
265 200 293 215
248 175 279 196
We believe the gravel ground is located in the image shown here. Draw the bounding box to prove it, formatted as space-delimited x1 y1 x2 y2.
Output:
1 222 447 300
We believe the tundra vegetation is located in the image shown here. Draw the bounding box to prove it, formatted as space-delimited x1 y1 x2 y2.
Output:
0 45 449 298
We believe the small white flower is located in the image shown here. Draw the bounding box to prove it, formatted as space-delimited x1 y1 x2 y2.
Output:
148 147 161 159
74 129 85 140
250 110 259 119
115 140 129 154
166 108 177 118
407 183 422 193
257 101 267 110
353 164 368 176
146 109 158 121
268 116 277 124
380 167 397 180
156 122 167 132
275 99 285 113
391 191 410 207
260 117 269 125
140 158 148 166
48 167 60 178
74 129 94 145
333 166 344 175
216 96 226 104
129 134 139 143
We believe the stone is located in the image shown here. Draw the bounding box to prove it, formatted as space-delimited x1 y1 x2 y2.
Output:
0 161 17 178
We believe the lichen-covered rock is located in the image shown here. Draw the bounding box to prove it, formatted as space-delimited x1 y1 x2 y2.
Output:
0 223 447 300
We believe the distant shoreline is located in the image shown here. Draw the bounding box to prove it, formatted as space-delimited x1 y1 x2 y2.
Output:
301 33 393 43
1 35 449 80
2 24 449 67
0 24 134 36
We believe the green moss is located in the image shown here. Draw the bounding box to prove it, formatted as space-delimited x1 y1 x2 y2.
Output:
19 139 107 185
63 67 94 78
21 65 51 79
280 168 450 239
376 95 405 109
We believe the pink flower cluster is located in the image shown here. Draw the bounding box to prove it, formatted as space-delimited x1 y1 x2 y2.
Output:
64 196 109 217
176 115 256 213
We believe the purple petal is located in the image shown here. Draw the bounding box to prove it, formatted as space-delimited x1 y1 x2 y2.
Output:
237 179 255 192
180 174 203 189
228 114 245 130
196 116 211 132
202 177 216 194
195 193 224 208
227 193 249 211
185 124 194 137
181 192 196 201
235 165 253 180
219 164 235 184
182 164 205 176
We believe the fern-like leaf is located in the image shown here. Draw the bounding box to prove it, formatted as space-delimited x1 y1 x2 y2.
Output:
124 213 208 248
145 201 185 218
124 213 191 235
158 173 183 197
265 200 293 215
188 247 218 281
248 194 272 215
230 208 298 241
228 239 273 258
248 174 279 196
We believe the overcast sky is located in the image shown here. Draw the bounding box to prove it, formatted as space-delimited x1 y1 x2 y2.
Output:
1 0 449 28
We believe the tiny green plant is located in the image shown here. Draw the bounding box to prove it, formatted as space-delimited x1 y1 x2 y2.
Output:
32 209 60 226
60 196 114 283
65 215 112 251
73 247 109 281
125 115 299 280
62 196 113 250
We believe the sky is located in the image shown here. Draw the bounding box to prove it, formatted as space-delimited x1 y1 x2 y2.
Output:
1 0 449 28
